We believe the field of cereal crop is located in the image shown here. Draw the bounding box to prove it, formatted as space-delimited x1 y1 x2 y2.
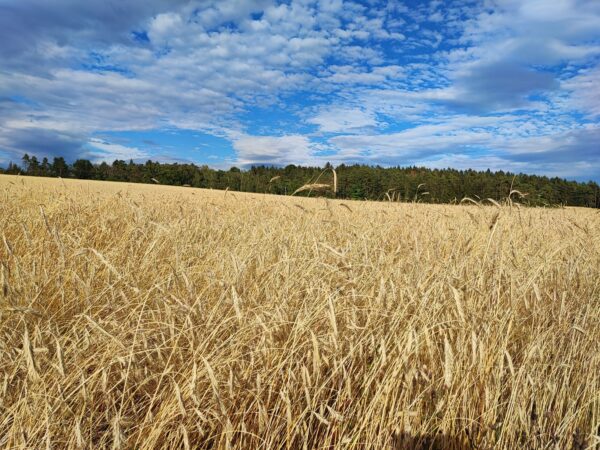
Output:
1 174 599 449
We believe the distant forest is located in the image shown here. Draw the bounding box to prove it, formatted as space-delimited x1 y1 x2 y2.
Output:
3 153 599 208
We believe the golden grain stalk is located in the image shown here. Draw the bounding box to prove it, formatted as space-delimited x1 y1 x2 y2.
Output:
291 183 332 195
292 167 337 197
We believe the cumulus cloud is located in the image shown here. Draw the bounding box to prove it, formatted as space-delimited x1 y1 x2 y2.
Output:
0 0 598 179
307 107 380 133
231 134 322 167
87 138 149 163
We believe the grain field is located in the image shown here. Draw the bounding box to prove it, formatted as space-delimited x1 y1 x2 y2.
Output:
0 174 599 449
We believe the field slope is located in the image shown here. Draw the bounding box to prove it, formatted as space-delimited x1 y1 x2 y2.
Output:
1 174 599 449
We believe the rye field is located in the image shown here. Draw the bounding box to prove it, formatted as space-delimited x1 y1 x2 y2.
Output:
0 174 599 449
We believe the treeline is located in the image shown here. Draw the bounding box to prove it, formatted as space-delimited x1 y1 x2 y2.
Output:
2 153 599 208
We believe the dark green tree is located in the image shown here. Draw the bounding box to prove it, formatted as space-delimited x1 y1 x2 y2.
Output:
27 156 40 176
41 157 51 176
6 162 22 174
21 154 30 172
72 159 95 179
51 157 69 177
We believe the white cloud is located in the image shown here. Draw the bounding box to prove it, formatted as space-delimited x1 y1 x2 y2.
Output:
0 0 598 180
308 107 379 133
329 123 493 161
433 0 600 113
232 134 321 167
561 66 600 118
148 13 183 41
87 138 148 163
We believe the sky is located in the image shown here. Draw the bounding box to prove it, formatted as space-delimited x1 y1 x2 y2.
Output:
0 0 599 181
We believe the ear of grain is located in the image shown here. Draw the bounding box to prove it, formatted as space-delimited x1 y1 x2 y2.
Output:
444 336 454 388
450 285 465 323
174 381 186 416
111 416 122 450
53 335 65 376
292 183 331 196
460 197 481 206
202 357 227 416
327 296 338 347
23 327 40 382
231 286 242 321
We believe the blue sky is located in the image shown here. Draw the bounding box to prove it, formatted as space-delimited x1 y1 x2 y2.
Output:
0 0 599 180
